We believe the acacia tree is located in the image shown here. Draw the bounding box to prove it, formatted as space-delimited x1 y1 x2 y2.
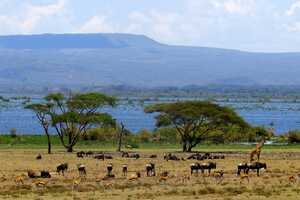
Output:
25 103 52 154
45 92 116 152
145 101 250 152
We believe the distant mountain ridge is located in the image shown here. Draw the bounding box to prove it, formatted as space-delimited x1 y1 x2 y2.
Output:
0 33 300 90
0 33 161 49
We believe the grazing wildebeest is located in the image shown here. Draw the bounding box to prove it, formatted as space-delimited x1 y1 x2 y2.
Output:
199 162 216 174
27 170 37 178
122 152 140 159
107 163 114 177
57 163 68 175
94 153 105 160
190 163 201 175
246 162 267 176
122 164 128 177
150 154 157 159
36 154 42 160
105 155 113 159
121 151 130 157
85 151 94 157
77 151 85 158
237 163 248 175
40 170 51 178
164 153 180 161
187 153 204 160
145 163 156 177
77 164 87 176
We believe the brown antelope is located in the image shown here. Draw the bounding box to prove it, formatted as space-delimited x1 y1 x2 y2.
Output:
14 176 25 185
240 174 250 184
128 172 141 181
288 175 297 183
213 170 224 184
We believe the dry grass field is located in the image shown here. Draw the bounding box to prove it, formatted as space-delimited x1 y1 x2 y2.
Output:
0 149 300 200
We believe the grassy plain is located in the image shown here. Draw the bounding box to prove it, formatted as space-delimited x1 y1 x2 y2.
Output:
0 136 300 200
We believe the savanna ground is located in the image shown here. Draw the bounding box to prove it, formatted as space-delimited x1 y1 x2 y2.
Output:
0 140 300 200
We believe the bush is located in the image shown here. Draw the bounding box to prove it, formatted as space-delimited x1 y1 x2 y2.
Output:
286 130 300 143
10 128 17 138
136 129 152 143
84 127 117 141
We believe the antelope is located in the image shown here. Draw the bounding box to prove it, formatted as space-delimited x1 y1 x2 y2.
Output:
240 174 250 184
14 176 25 185
128 172 141 181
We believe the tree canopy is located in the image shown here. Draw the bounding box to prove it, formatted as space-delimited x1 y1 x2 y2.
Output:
29 92 117 152
145 101 250 152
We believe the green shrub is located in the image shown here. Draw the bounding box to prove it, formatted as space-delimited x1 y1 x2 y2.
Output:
286 130 300 143
10 128 17 138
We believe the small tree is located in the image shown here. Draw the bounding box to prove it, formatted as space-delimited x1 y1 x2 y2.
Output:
25 103 52 154
116 122 131 152
45 92 116 152
145 101 249 152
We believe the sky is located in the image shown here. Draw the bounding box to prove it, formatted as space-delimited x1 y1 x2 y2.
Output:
1 0 300 52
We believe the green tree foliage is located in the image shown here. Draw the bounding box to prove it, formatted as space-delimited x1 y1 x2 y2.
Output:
136 129 152 143
145 101 250 152
33 92 116 152
286 130 300 143
153 127 179 143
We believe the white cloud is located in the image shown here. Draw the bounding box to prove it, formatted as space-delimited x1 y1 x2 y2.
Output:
222 0 255 15
287 22 300 32
0 0 67 34
79 16 115 33
286 1 300 16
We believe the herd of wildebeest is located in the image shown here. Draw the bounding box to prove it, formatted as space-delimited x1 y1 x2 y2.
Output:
12 150 271 186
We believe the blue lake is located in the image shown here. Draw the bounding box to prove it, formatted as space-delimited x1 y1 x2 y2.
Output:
1 97 300 135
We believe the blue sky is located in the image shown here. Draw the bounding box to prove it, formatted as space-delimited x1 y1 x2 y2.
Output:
1 0 300 52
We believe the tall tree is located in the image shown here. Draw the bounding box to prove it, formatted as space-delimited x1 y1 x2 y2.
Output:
25 103 52 154
145 101 249 152
45 92 116 152
116 122 131 152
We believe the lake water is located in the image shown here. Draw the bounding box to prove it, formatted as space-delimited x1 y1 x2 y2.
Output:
1 97 300 135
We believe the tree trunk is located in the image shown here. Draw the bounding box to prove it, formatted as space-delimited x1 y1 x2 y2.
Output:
67 145 73 153
117 123 125 152
46 133 52 154
182 141 187 152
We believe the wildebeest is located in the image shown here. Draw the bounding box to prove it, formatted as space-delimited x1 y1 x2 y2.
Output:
190 163 201 175
122 152 140 159
237 162 267 176
247 162 267 176
36 154 42 160
77 151 85 158
199 162 217 174
237 163 248 175
94 153 105 160
164 153 180 161
27 170 37 178
40 170 51 178
149 154 157 159
187 153 204 160
122 164 128 177
145 163 156 177
57 163 68 175
77 164 87 176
